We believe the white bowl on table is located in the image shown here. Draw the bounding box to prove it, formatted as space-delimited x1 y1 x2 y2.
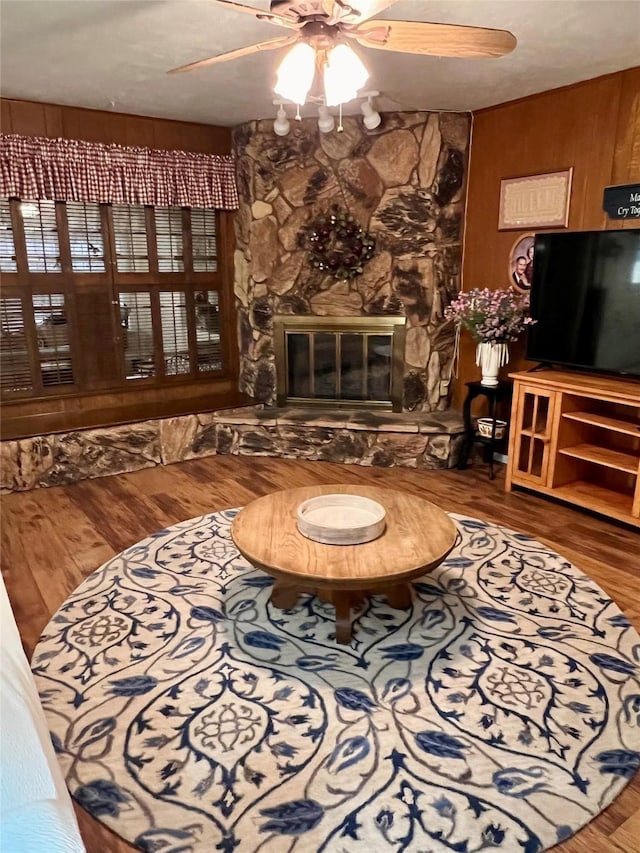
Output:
296 493 386 545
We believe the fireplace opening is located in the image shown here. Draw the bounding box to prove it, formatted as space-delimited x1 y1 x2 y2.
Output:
274 315 406 411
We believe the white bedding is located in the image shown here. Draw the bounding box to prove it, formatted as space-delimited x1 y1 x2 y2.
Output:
0 575 85 853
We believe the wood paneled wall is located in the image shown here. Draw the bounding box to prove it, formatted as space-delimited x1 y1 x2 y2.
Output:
457 67 640 404
0 98 231 153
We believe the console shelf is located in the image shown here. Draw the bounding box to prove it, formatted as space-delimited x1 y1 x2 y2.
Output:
563 410 640 436
506 370 640 527
558 443 639 474
552 481 635 523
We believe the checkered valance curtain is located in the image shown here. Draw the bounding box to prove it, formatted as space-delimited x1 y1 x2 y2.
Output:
0 134 239 209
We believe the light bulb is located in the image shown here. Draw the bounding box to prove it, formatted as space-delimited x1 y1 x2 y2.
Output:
273 105 290 136
361 99 381 130
274 42 315 105
323 44 369 107
317 104 335 134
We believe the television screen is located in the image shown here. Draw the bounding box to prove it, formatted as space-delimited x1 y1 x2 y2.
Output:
526 228 640 378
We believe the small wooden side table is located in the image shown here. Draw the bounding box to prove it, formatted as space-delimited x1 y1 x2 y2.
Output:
231 485 457 644
458 380 513 479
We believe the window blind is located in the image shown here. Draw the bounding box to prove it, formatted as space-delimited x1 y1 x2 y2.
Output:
67 201 105 272
112 204 149 273
0 297 32 393
119 290 156 379
22 200 60 272
33 293 74 386
155 207 184 273
0 198 17 272
160 290 190 374
195 290 222 372
191 208 218 272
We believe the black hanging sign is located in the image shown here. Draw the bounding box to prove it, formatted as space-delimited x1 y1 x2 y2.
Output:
602 183 640 219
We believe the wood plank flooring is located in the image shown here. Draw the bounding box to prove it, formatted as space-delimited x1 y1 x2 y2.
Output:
2 455 639 853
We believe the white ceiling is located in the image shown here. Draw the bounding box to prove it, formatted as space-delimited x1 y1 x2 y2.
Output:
1 0 639 128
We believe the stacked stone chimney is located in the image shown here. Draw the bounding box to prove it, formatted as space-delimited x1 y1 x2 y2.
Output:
232 110 470 412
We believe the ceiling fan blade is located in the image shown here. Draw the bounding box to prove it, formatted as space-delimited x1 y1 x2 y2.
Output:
322 0 397 25
352 19 517 58
210 0 298 28
168 34 297 74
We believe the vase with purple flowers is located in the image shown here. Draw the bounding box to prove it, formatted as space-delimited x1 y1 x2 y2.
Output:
444 288 536 386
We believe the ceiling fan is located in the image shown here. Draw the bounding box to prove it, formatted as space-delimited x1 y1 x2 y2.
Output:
168 0 516 108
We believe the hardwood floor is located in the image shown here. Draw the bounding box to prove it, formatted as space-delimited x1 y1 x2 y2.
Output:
2 455 639 853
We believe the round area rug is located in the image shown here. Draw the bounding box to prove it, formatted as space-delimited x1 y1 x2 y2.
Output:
32 510 640 853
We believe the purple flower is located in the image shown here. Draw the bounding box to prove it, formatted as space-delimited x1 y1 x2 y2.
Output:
444 287 535 344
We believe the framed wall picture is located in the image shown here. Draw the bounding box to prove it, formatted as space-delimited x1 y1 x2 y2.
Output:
498 169 573 230
508 233 535 292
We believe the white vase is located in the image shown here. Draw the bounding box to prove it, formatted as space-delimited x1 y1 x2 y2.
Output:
476 342 509 386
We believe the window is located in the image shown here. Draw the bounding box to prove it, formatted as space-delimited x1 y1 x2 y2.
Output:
0 198 227 400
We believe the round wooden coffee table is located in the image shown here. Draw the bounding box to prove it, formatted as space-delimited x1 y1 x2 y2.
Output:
231 484 457 644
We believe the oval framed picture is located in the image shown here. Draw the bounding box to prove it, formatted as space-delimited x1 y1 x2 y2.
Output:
508 233 535 292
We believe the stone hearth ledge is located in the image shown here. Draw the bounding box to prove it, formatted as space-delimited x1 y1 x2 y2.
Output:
0 406 465 493
212 405 465 470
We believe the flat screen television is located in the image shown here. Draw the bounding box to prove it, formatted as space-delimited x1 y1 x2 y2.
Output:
526 228 640 378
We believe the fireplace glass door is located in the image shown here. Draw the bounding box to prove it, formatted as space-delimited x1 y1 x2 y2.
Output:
274 316 405 411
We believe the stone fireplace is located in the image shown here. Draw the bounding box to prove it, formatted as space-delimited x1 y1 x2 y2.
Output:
208 110 470 471
274 315 405 411
232 110 470 413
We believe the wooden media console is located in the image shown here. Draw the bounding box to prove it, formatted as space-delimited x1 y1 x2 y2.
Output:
506 370 640 527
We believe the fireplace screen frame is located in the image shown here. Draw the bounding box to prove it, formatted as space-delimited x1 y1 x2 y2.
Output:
274 315 406 412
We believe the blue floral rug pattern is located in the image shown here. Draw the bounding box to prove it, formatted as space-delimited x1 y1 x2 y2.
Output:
32 511 640 853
